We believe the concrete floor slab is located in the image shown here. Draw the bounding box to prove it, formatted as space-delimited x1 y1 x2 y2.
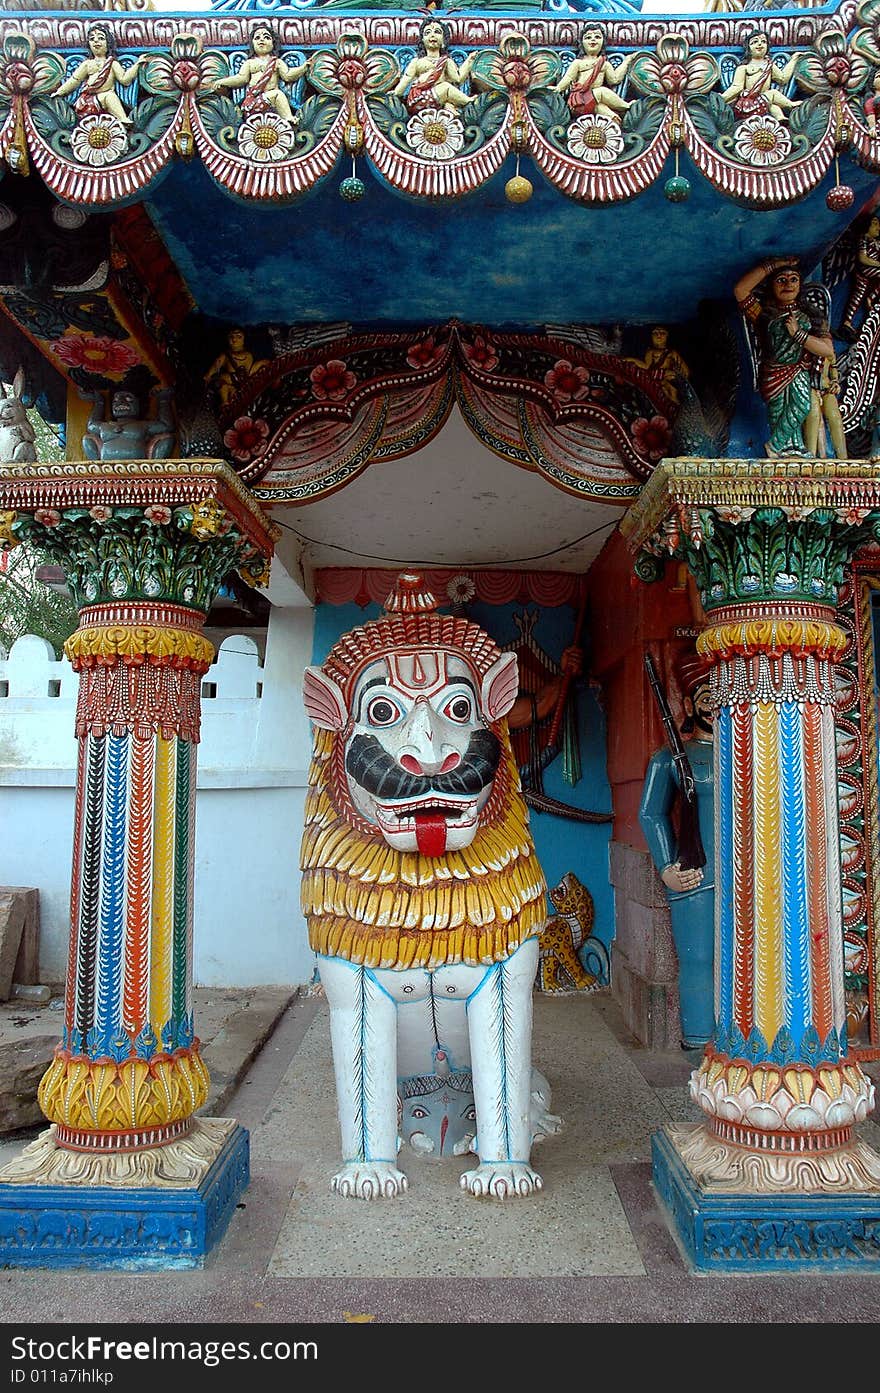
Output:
266 995 649 1278
1 987 880 1325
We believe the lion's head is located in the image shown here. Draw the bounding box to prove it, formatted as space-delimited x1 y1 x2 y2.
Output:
302 573 520 857
300 574 547 969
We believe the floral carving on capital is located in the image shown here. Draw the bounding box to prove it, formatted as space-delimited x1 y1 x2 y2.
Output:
5 503 263 613
636 496 880 611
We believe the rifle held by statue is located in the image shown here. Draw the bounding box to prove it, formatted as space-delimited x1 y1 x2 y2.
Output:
644 652 706 873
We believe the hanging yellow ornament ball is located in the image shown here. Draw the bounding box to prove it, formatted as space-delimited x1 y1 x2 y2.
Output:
505 174 533 204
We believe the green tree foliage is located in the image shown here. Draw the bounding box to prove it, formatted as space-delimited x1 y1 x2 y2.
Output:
0 400 78 658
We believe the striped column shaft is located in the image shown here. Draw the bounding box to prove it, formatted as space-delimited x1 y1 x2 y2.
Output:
692 616 874 1153
715 698 837 1051
60 731 196 1058
39 603 213 1152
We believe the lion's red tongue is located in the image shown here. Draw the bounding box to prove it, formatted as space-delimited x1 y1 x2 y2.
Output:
414 812 447 856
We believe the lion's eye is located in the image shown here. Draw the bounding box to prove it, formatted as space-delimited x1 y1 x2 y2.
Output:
441 694 472 723
366 696 402 726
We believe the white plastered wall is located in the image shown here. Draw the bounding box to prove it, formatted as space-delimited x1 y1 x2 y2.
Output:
0 546 317 989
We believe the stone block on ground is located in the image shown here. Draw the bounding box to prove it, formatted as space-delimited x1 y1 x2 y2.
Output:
12 889 40 987
0 889 33 1001
0 1035 56 1133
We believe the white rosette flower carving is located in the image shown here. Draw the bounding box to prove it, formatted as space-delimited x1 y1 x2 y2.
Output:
566 113 625 164
405 108 465 161
70 113 128 166
732 114 792 167
237 111 296 163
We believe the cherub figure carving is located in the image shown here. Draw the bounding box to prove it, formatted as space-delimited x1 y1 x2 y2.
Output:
51 23 146 126
550 25 634 124
208 23 311 122
393 17 477 115
721 29 800 123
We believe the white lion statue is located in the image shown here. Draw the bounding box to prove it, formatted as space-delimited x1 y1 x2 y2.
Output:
300 572 557 1200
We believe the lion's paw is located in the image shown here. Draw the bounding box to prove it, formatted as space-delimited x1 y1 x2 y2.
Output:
459 1162 543 1199
331 1163 408 1200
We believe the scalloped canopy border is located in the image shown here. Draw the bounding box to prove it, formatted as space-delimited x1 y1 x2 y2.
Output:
210 320 668 503
1 1 878 213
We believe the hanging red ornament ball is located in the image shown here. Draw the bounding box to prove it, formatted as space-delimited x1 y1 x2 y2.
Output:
826 184 855 212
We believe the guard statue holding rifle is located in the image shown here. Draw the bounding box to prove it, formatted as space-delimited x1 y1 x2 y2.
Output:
639 650 716 1050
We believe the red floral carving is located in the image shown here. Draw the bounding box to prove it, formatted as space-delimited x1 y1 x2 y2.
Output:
544 358 589 402
34 508 61 527
660 63 688 93
172 59 202 92
461 335 499 373
824 55 851 85
310 359 357 401
223 416 270 463
406 337 445 370
336 58 367 89
144 504 172 526
50 335 140 377
2 61 34 94
631 414 671 461
502 59 532 90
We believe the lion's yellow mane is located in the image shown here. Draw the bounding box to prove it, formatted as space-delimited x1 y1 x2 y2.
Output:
301 724 547 970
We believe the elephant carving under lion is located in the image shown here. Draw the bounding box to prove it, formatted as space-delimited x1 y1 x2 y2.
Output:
300 572 553 1200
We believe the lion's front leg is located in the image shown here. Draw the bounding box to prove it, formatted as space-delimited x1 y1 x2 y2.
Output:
461 937 543 1199
317 955 408 1200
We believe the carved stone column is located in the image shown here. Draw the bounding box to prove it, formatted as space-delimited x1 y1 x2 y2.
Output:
622 459 880 1271
0 461 277 1267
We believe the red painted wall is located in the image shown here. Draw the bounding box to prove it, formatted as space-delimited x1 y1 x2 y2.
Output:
586 527 698 845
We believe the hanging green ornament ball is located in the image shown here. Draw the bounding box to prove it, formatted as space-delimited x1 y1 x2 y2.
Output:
664 175 690 203
340 176 365 202
505 174 533 204
826 184 854 212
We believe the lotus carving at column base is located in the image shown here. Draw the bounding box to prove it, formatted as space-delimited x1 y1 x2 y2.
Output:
691 1054 874 1134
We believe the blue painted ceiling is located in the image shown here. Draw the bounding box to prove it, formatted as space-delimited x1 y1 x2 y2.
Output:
145 153 880 334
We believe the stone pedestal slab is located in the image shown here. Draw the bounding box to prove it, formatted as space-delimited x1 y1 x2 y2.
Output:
653 1123 880 1272
0 1118 248 1269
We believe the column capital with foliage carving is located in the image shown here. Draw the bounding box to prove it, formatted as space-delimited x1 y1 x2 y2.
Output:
621 459 880 614
0 459 279 612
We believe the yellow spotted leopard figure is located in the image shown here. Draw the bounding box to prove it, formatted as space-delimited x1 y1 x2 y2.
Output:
537 872 602 994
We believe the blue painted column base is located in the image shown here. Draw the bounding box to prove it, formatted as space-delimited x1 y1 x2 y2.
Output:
652 1125 880 1272
0 1123 249 1270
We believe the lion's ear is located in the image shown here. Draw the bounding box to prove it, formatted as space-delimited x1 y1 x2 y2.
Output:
302 666 347 730
481 651 518 721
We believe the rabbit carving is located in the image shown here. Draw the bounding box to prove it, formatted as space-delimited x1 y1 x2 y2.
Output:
0 369 37 465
